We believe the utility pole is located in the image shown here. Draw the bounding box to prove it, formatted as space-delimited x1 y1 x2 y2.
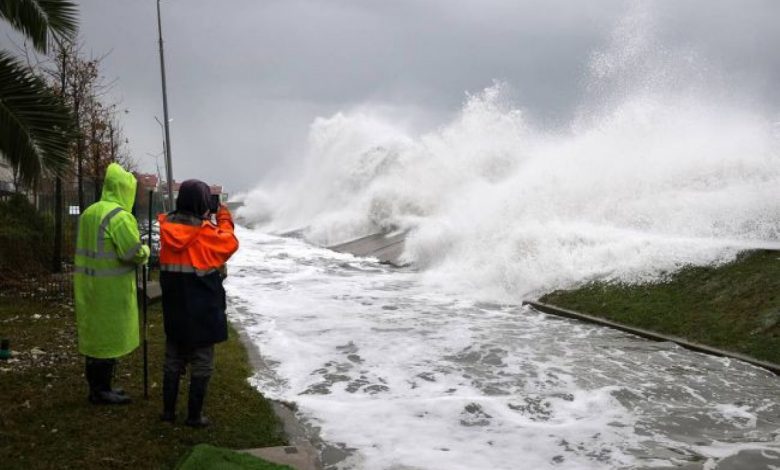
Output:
53 47 66 274
156 0 175 205
154 116 168 211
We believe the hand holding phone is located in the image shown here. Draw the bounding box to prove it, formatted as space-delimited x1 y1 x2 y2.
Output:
208 194 221 214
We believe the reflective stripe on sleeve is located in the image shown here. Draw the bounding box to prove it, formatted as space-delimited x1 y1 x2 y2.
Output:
120 242 144 261
96 207 124 256
75 248 118 260
73 265 135 277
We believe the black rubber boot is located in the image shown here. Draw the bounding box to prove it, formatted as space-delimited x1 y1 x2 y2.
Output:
88 359 131 405
160 372 180 423
105 360 129 397
85 358 102 400
185 376 210 428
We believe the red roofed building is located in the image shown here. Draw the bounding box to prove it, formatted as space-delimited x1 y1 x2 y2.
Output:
134 173 229 206
171 181 228 201
135 173 159 191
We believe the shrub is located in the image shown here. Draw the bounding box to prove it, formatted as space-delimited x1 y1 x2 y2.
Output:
0 194 53 274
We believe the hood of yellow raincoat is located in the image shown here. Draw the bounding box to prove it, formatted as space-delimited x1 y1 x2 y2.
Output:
101 163 136 211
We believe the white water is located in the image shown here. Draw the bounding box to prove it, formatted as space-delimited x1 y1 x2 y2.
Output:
230 5 780 469
226 229 780 469
239 7 780 300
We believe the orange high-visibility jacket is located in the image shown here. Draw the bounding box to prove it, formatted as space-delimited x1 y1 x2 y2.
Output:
158 207 239 345
158 207 238 274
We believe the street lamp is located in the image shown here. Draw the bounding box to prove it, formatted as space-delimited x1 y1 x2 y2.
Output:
146 150 166 211
153 116 172 210
153 115 171 158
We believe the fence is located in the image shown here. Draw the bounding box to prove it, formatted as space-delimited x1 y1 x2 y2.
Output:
0 183 165 301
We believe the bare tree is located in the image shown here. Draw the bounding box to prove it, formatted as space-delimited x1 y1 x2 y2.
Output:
38 40 137 272
44 41 133 207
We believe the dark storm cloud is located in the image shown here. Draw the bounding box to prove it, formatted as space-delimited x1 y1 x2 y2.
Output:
72 0 626 191
3 1 778 191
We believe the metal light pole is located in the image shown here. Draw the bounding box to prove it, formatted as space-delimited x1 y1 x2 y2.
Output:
146 150 166 211
153 116 169 211
154 115 166 154
156 0 175 205
154 116 169 169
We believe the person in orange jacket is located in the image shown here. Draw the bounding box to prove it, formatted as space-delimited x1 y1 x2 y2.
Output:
158 179 238 427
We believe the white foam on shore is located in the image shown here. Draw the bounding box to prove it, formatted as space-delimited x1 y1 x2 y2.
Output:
229 4 780 468
227 228 780 470
227 230 636 469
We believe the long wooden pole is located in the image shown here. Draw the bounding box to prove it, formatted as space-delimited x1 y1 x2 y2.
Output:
156 0 175 205
143 189 153 400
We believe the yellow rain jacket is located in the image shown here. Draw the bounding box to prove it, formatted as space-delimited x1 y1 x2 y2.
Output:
74 163 150 358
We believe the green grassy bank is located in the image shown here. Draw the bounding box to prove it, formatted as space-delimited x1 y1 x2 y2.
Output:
0 295 287 469
541 250 780 365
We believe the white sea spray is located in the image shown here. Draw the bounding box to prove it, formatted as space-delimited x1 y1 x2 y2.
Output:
230 4 780 469
240 6 780 300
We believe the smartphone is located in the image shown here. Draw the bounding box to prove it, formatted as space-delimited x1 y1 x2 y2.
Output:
208 194 221 213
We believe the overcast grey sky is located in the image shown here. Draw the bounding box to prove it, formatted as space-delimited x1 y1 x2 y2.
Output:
3 1 780 192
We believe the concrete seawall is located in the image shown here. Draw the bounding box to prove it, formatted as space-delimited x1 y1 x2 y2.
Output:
328 231 407 267
523 300 780 376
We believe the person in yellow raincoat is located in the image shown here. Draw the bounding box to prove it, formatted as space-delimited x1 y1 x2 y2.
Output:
74 163 150 404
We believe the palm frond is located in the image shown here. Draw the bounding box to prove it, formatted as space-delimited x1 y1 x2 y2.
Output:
0 0 78 53
0 51 73 185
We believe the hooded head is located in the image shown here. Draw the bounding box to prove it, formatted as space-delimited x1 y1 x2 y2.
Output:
101 163 137 211
176 179 211 218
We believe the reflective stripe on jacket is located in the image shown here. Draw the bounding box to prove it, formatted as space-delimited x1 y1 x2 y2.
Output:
74 163 150 358
158 207 238 345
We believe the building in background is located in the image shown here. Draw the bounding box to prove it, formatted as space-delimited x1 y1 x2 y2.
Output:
134 173 229 212
135 173 160 193
170 181 228 202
